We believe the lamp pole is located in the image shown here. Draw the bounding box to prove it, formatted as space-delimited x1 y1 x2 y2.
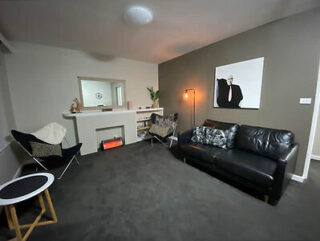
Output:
185 89 196 127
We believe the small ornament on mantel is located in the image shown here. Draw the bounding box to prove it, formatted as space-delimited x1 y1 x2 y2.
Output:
70 103 76 113
70 98 82 113
127 101 133 110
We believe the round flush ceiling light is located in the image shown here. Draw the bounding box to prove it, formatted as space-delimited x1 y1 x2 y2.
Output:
124 6 153 25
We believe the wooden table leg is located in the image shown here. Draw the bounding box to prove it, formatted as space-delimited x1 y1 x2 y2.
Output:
3 189 57 241
8 205 22 241
44 189 57 222
4 206 14 230
38 193 46 212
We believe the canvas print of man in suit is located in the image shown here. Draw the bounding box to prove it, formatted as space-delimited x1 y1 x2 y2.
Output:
216 75 243 108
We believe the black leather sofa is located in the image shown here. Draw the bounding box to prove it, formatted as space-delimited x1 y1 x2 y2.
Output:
178 119 298 205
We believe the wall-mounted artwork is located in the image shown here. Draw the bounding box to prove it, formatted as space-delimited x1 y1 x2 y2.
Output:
214 57 264 109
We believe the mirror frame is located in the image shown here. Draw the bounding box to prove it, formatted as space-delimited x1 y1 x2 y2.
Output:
78 76 127 110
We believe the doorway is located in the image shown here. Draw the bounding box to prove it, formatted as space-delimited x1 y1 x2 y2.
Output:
302 59 320 181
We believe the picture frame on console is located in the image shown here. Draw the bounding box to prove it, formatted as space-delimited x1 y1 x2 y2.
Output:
213 57 264 109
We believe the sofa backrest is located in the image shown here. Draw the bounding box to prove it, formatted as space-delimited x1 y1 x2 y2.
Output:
203 119 239 148
235 125 294 160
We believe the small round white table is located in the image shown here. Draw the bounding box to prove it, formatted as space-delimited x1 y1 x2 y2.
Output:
0 173 58 241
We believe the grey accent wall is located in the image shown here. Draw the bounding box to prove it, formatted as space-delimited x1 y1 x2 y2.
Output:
312 111 320 157
159 8 320 176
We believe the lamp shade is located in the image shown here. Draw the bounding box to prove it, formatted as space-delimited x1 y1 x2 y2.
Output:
184 92 189 100
183 88 196 127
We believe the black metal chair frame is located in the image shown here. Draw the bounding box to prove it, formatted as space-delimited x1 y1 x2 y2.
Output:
11 130 82 180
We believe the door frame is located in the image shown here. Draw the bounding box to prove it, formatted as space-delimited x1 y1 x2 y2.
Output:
298 59 320 181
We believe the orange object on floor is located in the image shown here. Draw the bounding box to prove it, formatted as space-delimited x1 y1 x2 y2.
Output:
102 138 123 150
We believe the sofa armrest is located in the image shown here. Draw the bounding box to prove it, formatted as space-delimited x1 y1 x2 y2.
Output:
278 144 299 164
178 129 193 145
270 143 298 204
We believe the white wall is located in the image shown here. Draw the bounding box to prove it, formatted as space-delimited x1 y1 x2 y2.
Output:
0 51 15 139
5 42 158 145
0 49 21 183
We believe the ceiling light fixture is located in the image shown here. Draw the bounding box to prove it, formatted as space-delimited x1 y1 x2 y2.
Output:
124 6 153 25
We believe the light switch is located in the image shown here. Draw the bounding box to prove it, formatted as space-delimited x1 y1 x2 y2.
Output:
299 98 312 105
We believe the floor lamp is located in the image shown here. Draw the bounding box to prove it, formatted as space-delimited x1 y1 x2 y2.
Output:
184 89 196 127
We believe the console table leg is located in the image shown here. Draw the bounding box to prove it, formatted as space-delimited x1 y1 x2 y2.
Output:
8 205 22 241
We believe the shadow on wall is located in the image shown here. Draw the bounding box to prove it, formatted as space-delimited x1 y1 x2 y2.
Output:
169 42 202 57
9 137 33 166
155 39 205 64
84 52 117 62
0 136 31 184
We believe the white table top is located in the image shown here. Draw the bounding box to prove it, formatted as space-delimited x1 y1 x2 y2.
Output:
0 173 54 206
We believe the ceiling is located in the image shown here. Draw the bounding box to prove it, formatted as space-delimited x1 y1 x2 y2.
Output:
0 0 319 64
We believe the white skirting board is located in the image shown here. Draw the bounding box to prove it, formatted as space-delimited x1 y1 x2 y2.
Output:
12 165 22 179
0 140 23 184
311 155 320 161
291 174 305 183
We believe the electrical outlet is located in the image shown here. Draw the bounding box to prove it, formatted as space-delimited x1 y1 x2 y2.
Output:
299 98 312 105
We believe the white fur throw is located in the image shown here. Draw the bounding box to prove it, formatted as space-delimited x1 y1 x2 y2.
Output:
32 122 66 145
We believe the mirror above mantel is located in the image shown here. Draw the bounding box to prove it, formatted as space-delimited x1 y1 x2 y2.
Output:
78 77 126 110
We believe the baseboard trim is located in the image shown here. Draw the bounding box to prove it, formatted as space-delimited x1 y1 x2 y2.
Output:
0 165 22 215
0 139 11 153
12 165 22 179
311 155 320 161
291 174 305 183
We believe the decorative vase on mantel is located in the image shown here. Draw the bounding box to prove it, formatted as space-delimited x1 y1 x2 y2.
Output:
152 100 159 108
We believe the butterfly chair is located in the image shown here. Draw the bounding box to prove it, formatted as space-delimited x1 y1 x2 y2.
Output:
149 113 178 148
11 129 82 180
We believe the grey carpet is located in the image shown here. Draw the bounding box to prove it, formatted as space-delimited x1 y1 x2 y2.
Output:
1 142 320 241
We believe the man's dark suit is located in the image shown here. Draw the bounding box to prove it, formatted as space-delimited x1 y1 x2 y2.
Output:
216 78 243 108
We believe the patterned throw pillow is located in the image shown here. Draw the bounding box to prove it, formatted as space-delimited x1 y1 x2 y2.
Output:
149 124 170 138
153 114 177 133
191 126 229 149
30 141 62 158
191 126 207 144
205 128 229 149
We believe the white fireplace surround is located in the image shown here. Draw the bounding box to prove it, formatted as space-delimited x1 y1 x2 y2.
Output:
64 108 163 155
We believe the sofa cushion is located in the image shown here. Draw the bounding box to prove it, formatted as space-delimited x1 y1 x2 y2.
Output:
215 149 277 187
203 119 239 148
179 143 228 164
235 125 294 160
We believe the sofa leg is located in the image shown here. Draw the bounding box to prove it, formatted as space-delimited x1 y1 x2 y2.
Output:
264 195 269 203
183 157 186 163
